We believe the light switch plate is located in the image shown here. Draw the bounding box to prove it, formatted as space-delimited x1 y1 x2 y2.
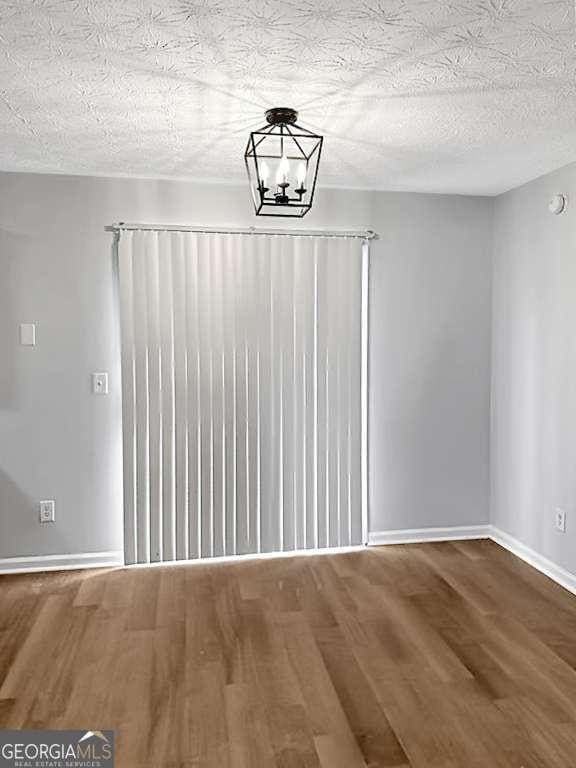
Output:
92 372 109 395
20 323 36 346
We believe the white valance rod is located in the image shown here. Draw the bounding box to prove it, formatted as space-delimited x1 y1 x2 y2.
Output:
106 223 378 240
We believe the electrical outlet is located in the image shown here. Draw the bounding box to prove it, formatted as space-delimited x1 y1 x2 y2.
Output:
39 499 55 523
555 507 566 533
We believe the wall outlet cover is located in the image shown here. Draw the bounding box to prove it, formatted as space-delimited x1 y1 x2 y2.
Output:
555 508 566 533
39 499 55 523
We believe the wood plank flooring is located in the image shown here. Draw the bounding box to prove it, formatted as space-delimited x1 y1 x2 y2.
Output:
1 540 576 767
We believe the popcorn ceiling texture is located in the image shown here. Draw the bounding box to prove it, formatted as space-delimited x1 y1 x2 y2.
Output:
0 0 574 194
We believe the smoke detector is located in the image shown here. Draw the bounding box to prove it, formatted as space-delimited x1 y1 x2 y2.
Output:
548 194 567 215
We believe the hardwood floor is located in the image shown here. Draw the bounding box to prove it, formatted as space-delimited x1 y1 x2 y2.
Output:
1 540 576 767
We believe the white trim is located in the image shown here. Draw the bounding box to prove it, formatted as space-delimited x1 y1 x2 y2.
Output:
360 239 370 545
490 526 576 597
368 524 576 598
1 529 574 602
0 551 124 575
368 525 491 546
108 223 378 240
0 546 370 575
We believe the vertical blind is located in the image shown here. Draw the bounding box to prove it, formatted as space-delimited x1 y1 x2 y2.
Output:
118 230 366 564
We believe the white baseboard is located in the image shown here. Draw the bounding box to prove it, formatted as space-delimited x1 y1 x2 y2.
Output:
490 526 576 597
1 529 575 599
0 550 124 575
368 525 491 546
368 524 576 598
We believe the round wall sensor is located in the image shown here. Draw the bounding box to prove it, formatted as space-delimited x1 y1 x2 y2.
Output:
548 194 567 215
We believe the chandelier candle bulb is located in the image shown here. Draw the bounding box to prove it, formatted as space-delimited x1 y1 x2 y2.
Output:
276 155 290 187
244 107 323 217
260 160 269 186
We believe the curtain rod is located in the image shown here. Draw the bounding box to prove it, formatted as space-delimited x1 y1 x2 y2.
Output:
106 223 378 240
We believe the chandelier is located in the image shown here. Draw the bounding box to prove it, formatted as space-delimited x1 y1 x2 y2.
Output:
244 107 323 217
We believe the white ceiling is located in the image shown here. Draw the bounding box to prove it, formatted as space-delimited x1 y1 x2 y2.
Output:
0 0 575 195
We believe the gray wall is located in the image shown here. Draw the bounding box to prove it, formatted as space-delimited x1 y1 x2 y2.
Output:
371 193 492 530
0 172 493 559
491 162 576 574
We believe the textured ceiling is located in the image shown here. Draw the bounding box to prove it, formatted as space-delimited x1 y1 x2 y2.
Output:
0 0 575 195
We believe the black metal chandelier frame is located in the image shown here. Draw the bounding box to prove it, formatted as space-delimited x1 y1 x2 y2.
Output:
245 107 324 218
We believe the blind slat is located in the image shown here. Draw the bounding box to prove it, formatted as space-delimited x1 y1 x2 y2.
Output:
118 232 137 564
159 232 176 561
174 233 190 560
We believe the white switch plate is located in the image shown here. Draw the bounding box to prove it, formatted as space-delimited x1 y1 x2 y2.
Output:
20 323 36 346
555 508 566 533
92 372 109 395
39 499 55 523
